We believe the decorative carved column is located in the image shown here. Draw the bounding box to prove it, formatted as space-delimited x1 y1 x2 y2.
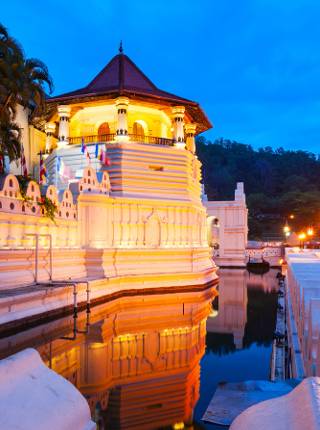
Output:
172 106 185 149
45 122 56 153
185 123 197 153
115 97 129 141
57 105 71 148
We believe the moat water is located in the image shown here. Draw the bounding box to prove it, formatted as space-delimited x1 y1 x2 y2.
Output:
0 269 279 429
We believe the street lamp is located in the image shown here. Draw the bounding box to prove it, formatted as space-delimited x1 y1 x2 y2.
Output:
298 232 306 249
283 224 290 234
307 227 314 237
283 222 291 241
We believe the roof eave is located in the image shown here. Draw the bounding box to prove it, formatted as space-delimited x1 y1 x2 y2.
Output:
47 90 212 133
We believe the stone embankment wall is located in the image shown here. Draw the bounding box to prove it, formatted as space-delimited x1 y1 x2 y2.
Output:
286 249 320 377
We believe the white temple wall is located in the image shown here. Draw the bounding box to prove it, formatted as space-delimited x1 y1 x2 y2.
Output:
44 141 203 203
78 194 207 250
203 182 248 267
0 170 214 290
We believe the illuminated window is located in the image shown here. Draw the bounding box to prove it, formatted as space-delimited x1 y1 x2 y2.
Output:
133 121 145 138
98 122 110 141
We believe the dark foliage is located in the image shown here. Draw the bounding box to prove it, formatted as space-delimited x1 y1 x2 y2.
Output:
197 137 320 239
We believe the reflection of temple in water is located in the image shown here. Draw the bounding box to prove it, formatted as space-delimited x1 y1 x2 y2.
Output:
207 269 247 349
0 286 216 429
207 269 279 351
246 270 280 293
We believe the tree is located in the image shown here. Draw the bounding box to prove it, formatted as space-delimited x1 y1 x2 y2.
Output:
196 137 320 239
0 23 53 163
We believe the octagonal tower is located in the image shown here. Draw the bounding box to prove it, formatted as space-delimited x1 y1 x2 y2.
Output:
44 46 212 204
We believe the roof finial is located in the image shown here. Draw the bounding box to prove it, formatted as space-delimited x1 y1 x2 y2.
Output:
119 40 123 54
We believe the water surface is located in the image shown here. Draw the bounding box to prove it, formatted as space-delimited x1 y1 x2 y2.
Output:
194 268 279 429
0 269 279 429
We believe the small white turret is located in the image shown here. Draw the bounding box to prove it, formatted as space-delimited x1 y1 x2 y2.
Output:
235 182 245 202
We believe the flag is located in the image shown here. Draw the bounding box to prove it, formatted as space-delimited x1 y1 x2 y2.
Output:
81 137 91 163
57 156 74 179
98 146 104 162
98 147 110 166
20 144 28 177
39 151 47 185
104 145 111 166
95 143 99 159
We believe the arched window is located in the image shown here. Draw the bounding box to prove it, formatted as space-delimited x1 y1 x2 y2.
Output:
98 122 110 141
133 122 145 139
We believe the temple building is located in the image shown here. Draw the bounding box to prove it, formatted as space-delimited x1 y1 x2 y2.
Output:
17 45 210 191
43 46 209 194
0 47 218 324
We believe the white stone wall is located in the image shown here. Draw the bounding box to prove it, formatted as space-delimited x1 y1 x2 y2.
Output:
44 141 202 203
286 249 320 377
0 167 214 289
204 182 248 267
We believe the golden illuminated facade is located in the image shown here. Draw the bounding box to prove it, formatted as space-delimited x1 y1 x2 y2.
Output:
0 286 216 429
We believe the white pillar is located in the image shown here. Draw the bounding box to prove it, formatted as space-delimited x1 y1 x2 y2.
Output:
185 123 197 153
57 105 71 148
115 97 129 141
172 106 185 149
45 122 56 153
235 182 245 202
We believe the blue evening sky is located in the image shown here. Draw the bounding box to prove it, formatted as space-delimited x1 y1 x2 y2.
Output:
2 0 319 151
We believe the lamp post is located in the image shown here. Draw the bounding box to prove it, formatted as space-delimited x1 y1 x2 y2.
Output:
307 227 314 237
298 232 306 249
283 221 291 242
307 227 314 248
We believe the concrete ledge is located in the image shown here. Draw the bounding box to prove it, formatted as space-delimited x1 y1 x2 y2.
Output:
0 348 95 430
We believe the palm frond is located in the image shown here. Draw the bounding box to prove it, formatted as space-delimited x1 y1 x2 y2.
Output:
0 23 54 162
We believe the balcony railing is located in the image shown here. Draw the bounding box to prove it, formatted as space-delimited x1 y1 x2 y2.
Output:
129 134 174 146
68 134 175 146
68 134 115 145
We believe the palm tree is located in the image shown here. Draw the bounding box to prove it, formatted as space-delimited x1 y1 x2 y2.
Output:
0 23 53 165
0 24 24 117
0 111 21 161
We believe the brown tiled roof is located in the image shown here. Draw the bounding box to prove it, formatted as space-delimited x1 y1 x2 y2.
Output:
48 52 212 133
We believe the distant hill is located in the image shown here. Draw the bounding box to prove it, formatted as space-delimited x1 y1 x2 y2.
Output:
197 137 320 240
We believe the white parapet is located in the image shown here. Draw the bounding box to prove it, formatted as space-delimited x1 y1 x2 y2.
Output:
203 182 248 267
0 348 95 430
286 248 320 377
230 377 320 430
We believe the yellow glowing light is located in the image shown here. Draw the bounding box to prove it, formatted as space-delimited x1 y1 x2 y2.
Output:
279 258 284 265
283 225 290 233
173 423 185 430
289 214 295 219
307 227 314 236
209 309 219 318
298 233 306 240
